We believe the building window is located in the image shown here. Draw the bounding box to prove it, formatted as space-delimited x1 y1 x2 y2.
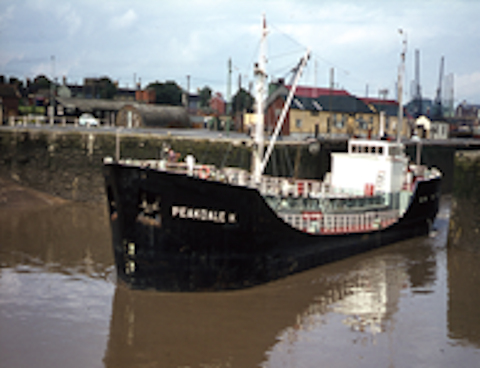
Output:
333 114 344 129
275 108 281 120
295 119 302 129
357 116 367 130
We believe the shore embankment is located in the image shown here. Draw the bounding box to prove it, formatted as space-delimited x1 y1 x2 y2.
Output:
1 126 479 203
448 150 480 251
0 128 344 202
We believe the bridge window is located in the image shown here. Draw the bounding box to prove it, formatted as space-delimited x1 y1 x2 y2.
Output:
389 146 401 156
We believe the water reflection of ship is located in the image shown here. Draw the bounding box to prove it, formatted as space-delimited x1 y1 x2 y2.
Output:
275 257 408 351
103 236 437 368
0 202 113 278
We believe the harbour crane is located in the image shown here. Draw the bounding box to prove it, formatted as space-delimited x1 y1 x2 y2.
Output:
432 56 444 120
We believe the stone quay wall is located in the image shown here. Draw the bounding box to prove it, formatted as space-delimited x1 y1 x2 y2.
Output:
0 129 345 202
0 127 475 203
448 150 480 251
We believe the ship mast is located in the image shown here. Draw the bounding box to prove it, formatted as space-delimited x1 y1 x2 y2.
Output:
252 14 268 184
260 48 310 175
252 15 309 181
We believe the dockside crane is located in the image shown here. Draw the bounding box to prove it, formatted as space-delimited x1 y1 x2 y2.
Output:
431 56 444 120
412 49 423 118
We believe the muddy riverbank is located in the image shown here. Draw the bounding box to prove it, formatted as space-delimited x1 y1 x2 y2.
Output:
0 177 66 210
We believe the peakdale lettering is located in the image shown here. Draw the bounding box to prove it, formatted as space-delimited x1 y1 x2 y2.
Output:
171 206 237 224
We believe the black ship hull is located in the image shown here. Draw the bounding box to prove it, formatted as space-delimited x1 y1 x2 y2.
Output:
104 163 441 291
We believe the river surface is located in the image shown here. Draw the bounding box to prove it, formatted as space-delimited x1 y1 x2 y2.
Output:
1 196 479 368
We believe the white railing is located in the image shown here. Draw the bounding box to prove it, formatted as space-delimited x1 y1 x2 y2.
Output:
279 209 399 235
120 158 399 203
120 158 329 197
7 115 113 127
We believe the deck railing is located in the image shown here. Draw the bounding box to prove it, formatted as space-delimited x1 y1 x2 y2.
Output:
279 209 399 235
122 159 328 198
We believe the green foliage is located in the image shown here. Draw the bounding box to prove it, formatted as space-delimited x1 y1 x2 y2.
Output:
147 80 183 105
8 77 24 89
199 86 212 107
19 105 45 115
232 88 254 114
32 75 52 89
97 77 117 99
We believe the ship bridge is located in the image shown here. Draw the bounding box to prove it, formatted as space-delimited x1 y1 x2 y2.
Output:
330 139 409 196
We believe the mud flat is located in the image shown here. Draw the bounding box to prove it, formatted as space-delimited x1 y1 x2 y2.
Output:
0 177 66 212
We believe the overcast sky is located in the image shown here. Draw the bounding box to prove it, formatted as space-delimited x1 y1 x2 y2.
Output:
1 0 479 105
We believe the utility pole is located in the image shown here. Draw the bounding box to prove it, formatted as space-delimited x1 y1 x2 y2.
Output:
396 29 407 142
329 67 334 90
227 58 232 116
328 67 334 135
183 75 190 109
49 55 55 125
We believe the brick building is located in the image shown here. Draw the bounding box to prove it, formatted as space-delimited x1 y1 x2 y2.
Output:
0 84 21 122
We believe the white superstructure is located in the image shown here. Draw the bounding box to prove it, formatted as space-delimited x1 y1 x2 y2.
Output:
331 139 409 196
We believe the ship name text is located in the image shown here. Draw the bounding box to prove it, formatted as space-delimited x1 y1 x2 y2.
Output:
171 205 237 224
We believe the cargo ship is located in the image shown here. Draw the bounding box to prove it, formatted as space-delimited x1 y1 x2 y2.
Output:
103 17 442 291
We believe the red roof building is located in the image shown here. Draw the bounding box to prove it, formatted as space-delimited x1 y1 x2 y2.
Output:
286 85 351 98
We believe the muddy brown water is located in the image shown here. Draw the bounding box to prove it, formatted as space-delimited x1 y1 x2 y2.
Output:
0 196 479 368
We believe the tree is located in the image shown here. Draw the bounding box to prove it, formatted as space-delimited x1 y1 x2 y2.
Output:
198 86 212 108
98 77 117 99
26 75 53 95
232 88 254 114
8 76 23 89
146 81 183 105
33 75 52 89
